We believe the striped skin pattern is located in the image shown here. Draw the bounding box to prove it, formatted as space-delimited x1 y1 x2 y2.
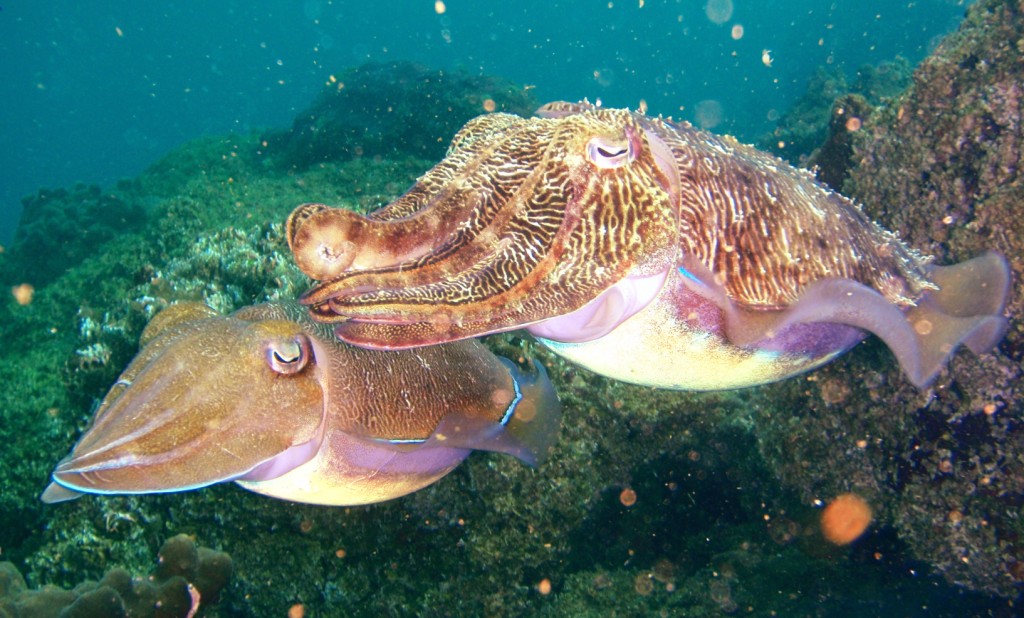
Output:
288 106 678 348
287 101 1009 390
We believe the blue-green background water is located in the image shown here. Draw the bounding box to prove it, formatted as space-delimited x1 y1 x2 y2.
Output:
7 1 1020 615
0 0 970 243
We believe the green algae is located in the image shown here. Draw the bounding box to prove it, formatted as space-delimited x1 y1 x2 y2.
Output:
757 0 1024 599
262 61 538 171
0 44 1020 618
6 183 147 289
1 534 231 617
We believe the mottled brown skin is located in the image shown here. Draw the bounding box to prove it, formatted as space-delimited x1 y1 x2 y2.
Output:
286 101 1009 390
609 103 934 309
289 106 678 347
42 302 559 506
290 102 932 322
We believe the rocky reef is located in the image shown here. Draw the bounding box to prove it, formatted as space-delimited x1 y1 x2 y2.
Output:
261 61 538 170
757 0 1024 599
0 20 1020 617
3 183 146 288
759 57 913 170
0 534 231 617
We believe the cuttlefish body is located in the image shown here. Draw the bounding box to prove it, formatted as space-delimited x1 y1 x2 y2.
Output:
41 301 559 506
286 101 1010 390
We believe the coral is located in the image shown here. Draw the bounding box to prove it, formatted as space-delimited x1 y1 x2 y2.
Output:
758 0 1024 598
139 223 306 315
261 61 538 170
0 534 230 617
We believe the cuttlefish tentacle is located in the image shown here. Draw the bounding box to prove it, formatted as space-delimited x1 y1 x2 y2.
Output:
287 101 1010 390
288 114 538 281
289 109 679 349
42 301 560 506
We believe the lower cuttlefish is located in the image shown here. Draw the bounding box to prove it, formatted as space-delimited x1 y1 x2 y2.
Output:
42 301 559 506
286 101 1010 390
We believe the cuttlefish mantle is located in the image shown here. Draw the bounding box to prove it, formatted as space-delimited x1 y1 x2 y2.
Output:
42 301 560 506
285 101 1010 390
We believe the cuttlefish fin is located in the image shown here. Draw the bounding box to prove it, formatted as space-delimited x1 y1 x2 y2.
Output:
900 251 1010 383
413 359 561 466
679 251 1010 389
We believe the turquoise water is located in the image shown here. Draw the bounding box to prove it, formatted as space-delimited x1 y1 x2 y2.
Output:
7 1 1023 617
0 1 968 242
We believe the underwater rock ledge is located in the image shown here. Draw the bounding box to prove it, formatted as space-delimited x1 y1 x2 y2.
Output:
261 61 538 171
758 0 1024 598
0 25 1019 618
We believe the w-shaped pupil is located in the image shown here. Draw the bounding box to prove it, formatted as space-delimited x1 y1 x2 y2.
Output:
597 146 628 158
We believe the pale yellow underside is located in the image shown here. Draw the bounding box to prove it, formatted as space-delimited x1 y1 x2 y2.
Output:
538 288 842 391
236 430 458 506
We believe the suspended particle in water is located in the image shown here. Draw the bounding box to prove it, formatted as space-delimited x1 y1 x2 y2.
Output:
593 68 615 88
820 493 873 545
619 487 638 507
694 100 724 129
634 572 654 596
652 558 675 585
704 0 733 25
708 578 738 612
537 578 552 595
434 1 446 15
11 283 33 305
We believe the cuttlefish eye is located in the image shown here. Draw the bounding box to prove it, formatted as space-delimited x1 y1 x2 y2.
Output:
586 135 633 169
265 335 313 375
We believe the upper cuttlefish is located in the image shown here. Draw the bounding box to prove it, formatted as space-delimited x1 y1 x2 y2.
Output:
285 101 1010 390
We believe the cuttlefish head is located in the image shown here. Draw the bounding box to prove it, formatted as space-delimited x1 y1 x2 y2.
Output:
41 303 326 503
286 102 681 349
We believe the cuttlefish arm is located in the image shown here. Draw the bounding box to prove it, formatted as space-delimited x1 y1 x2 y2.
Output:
42 302 560 506
286 107 679 349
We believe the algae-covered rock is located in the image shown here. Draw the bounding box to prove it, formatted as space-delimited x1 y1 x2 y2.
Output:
758 0 1024 598
3 183 146 288
803 93 873 190
0 535 229 618
761 58 913 168
262 61 538 170
2 26 1018 616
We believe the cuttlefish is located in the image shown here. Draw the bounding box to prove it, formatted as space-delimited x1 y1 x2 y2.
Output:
41 301 559 506
285 101 1010 390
